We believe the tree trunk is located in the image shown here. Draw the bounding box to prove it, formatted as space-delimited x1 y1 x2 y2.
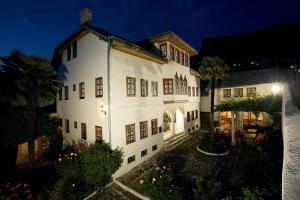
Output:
210 76 216 140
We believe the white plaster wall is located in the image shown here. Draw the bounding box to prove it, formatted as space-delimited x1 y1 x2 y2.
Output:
57 33 109 144
110 49 164 177
282 83 300 200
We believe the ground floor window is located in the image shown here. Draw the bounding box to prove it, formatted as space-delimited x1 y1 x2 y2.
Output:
128 155 135 164
141 149 147 157
152 144 158 151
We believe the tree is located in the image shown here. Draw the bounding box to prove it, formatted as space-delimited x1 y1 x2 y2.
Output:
199 56 229 140
0 50 61 165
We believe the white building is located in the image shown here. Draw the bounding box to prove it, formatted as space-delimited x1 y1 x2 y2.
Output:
52 9 200 177
200 68 283 133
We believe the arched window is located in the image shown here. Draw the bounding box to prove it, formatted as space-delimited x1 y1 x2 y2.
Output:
180 75 184 95
175 73 179 94
184 75 187 95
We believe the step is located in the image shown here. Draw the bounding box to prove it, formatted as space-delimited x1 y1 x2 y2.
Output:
164 134 192 151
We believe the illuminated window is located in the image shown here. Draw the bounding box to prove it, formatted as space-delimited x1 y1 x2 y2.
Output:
223 89 231 98
247 87 256 97
95 126 102 141
234 88 243 97
163 79 173 94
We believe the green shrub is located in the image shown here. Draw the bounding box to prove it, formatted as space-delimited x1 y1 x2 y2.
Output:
141 165 180 200
56 141 123 188
199 134 229 154
241 187 268 200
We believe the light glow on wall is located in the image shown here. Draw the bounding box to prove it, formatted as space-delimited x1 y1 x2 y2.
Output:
271 84 281 94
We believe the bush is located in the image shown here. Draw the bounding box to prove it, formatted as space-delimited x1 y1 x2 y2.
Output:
141 165 180 200
199 134 229 154
56 141 123 188
0 181 33 200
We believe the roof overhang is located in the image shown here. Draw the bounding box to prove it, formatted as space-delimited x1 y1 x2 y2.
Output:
148 31 198 56
111 38 167 64
190 69 200 77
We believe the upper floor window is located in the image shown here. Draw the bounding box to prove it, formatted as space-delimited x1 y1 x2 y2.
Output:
126 124 135 144
151 81 158 96
95 77 103 97
141 79 148 97
196 87 199 96
188 86 191 96
79 82 85 99
192 87 195 96
187 112 190 122
95 126 102 141
170 45 175 61
180 52 184 65
58 87 62 100
64 86 69 100
163 79 173 95
223 89 231 98
191 111 194 120
247 87 256 97
73 84 76 91
81 123 87 140
67 46 71 61
175 48 179 63
74 121 77 128
126 77 136 97
151 119 158 135
195 110 198 119
184 53 189 67
160 43 167 57
234 88 243 97
140 121 148 139
72 42 77 58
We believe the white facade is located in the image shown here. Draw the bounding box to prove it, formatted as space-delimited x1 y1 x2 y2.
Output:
55 27 200 178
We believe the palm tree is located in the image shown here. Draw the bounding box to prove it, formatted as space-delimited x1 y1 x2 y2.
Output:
198 56 229 140
0 50 61 165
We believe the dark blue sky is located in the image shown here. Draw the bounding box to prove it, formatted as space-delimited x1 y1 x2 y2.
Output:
1 0 300 59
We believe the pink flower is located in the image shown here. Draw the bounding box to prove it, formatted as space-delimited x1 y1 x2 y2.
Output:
139 179 144 184
58 158 62 162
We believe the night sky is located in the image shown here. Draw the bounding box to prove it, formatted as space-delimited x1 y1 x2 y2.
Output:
1 0 300 59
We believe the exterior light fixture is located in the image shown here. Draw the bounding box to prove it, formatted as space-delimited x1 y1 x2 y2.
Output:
271 84 281 94
290 65 295 69
100 105 107 115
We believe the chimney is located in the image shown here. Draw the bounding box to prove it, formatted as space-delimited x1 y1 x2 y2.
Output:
80 8 92 25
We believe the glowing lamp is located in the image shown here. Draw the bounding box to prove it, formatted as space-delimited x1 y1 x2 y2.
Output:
271 84 281 94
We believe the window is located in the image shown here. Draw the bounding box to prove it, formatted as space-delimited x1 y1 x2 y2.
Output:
95 126 102 141
247 87 256 97
175 48 180 63
195 110 198 119
58 87 62 100
187 112 190 122
170 45 175 61
141 79 148 97
126 77 136 96
175 75 180 94
59 118 62 127
126 124 135 144
184 53 189 66
196 87 199 96
192 87 195 96
67 46 71 61
74 121 77 128
223 89 231 98
234 88 243 97
188 86 191 96
79 82 85 99
159 126 162 133
201 87 209 96
152 144 158 151
151 119 158 135
140 121 148 139
180 51 184 65
160 43 167 57
72 42 77 58
151 81 158 96
188 128 190 132
191 111 194 120
95 77 103 97
64 86 69 100
141 149 147 157
65 119 69 133
81 123 87 140
127 155 135 164
163 79 173 94
73 84 76 91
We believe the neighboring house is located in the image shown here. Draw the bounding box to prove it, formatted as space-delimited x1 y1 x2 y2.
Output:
200 68 283 130
52 9 200 177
